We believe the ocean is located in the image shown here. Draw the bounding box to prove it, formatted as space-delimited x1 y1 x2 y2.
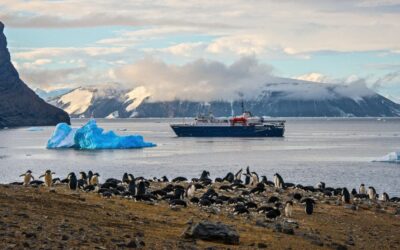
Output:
0 118 399 196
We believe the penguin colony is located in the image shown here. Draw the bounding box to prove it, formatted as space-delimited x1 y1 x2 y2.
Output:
16 167 400 220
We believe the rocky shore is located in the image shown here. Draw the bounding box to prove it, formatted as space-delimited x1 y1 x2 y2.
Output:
1 173 400 249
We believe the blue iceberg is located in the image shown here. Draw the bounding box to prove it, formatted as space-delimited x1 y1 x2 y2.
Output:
47 119 156 149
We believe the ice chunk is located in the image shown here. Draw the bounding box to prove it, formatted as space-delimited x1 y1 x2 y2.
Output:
47 120 155 149
47 123 77 148
372 152 400 163
27 127 44 131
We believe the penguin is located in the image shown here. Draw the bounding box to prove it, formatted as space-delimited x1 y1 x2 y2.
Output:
222 172 234 183
273 173 284 188
169 199 187 208
284 201 293 218
250 183 265 194
351 188 357 196
20 170 34 186
342 187 351 203
67 172 77 190
233 204 249 215
301 198 315 215
122 173 129 184
90 173 100 186
186 183 196 198
78 172 88 188
244 166 251 185
128 179 136 196
250 172 259 186
137 181 146 196
199 170 210 181
265 208 281 220
87 170 93 183
381 192 389 202
260 176 268 184
234 168 243 181
172 176 187 182
161 176 169 182
359 184 366 194
316 182 325 189
368 186 377 200
39 170 55 187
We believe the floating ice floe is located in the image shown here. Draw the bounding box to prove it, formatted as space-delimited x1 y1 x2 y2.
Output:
27 127 44 131
372 151 400 163
47 119 156 149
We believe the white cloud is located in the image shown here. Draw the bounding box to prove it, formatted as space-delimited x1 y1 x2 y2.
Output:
206 35 266 56
14 47 126 60
2 0 400 52
113 56 277 101
296 73 330 83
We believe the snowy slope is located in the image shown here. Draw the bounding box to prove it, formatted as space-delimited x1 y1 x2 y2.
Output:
124 86 151 112
57 88 94 115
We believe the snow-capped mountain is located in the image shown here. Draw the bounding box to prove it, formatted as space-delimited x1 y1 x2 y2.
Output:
47 85 150 118
44 82 400 118
35 88 72 101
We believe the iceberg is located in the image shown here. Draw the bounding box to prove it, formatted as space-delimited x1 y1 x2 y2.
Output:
372 151 400 163
47 119 156 149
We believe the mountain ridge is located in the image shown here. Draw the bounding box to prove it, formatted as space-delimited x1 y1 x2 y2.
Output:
43 83 400 118
0 21 70 128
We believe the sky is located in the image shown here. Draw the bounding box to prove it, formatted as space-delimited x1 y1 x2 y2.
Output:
1 0 400 102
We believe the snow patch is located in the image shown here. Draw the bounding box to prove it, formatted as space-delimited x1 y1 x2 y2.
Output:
125 86 150 112
58 88 94 115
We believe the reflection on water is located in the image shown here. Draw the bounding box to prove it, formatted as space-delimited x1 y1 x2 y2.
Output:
0 118 399 196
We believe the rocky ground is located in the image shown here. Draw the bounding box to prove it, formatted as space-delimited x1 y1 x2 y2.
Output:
0 183 399 249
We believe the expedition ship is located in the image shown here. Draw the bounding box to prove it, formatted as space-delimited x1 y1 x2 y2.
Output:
170 111 285 137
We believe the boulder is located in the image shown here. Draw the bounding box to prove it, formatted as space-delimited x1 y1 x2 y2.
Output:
183 221 239 245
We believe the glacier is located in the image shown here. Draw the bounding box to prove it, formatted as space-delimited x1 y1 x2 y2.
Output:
47 119 156 149
372 152 400 163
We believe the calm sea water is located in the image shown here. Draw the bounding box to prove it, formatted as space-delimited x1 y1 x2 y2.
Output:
0 118 399 196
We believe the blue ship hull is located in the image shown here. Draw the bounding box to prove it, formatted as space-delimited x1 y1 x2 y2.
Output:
170 125 284 137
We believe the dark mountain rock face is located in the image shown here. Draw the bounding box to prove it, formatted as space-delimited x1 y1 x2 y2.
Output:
0 22 70 128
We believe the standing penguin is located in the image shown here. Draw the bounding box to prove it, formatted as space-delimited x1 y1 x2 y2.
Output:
67 172 77 190
359 184 366 194
90 173 100 186
273 173 284 188
20 170 34 186
381 192 389 202
137 181 146 196
244 166 251 185
250 172 259 186
368 186 377 200
301 198 315 215
342 187 351 203
39 170 55 187
284 201 293 218
186 183 196 198
128 179 136 195
87 171 93 184
122 173 129 184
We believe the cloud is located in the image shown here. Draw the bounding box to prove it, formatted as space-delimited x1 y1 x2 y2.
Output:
2 0 400 52
14 47 127 60
113 56 277 101
296 73 331 83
